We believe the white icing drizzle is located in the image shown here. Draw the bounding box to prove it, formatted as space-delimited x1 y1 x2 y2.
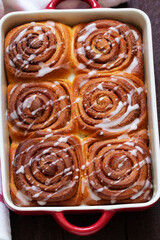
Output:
125 57 138 73
109 26 119 34
96 188 104 192
33 192 42 198
77 47 85 55
87 178 101 201
81 178 86 194
33 26 42 31
65 171 73 176
32 186 40 191
9 60 15 67
124 141 134 146
13 53 22 62
96 83 104 90
81 165 85 170
74 176 79 180
42 147 53 155
22 95 36 109
131 29 139 41
38 34 44 41
9 110 18 120
109 101 124 117
115 37 120 44
129 118 140 131
86 46 91 50
95 104 139 131
146 156 151 164
79 79 89 89
136 87 143 95
130 180 151 200
16 165 24 174
110 199 116 204
94 54 101 59
16 191 31 205
37 66 53 77
10 84 18 95
118 162 124 168
102 63 107 68
30 22 36 26
136 146 144 154
37 201 46 206
88 70 97 77
139 160 146 168
46 128 52 132
76 97 80 103
86 161 89 167
106 53 126 70
53 136 69 146
14 28 27 42
87 60 93 64
78 63 86 69
6 45 9 53
28 54 36 61
47 21 55 27
129 149 137 157
78 23 97 42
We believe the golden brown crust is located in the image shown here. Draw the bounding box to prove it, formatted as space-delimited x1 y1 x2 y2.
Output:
5 21 72 83
71 20 143 80
7 80 76 141
73 72 147 138
82 130 152 205
10 135 84 207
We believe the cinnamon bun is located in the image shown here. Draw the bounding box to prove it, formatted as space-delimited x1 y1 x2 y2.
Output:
7 80 75 141
82 130 152 205
72 20 143 80
10 135 83 206
73 72 147 138
5 21 71 83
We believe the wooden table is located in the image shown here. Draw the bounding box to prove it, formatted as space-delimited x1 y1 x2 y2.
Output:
10 1 160 239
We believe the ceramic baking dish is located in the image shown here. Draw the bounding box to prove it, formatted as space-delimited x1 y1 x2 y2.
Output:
0 4 160 236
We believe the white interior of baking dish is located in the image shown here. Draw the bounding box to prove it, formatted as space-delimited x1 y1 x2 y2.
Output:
0 8 160 213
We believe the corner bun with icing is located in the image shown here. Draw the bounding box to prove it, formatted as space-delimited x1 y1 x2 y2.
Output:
71 20 143 80
4 21 72 83
82 130 152 205
10 135 84 207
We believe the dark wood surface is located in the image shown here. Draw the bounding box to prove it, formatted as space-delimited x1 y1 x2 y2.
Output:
10 1 160 239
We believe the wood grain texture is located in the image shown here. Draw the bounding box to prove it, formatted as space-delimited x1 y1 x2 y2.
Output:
10 1 160 239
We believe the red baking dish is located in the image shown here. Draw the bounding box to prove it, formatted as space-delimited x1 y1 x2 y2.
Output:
0 0 160 236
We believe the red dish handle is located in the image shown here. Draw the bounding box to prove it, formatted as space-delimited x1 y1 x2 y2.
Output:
52 211 115 236
46 0 101 9
0 194 4 203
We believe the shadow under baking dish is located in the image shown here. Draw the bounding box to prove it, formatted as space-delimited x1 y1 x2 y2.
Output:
0 8 160 213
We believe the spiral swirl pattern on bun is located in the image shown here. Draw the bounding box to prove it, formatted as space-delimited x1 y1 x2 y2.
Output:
7 80 74 141
83 131 152 205
10 135 83 206
73 73 147 138
72 20 143 79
